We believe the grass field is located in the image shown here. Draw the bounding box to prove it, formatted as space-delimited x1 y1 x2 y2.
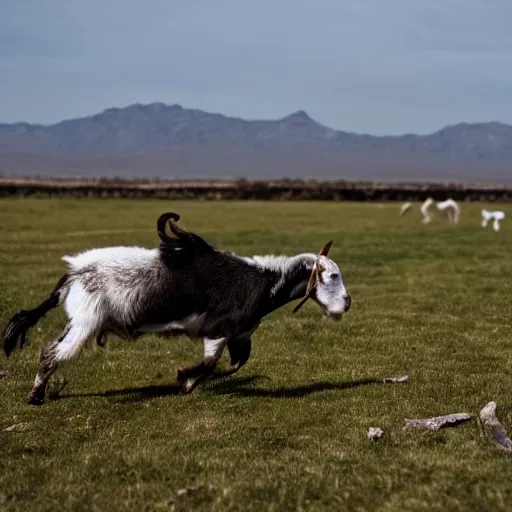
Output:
0 198 511 511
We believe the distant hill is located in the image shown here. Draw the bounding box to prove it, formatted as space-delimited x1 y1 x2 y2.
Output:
1 103 511 183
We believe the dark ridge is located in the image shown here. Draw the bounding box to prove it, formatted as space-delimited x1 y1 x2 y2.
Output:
1 103 511 182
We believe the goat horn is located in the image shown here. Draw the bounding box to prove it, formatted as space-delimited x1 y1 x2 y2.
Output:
318 240 333 257
157 212 181 243
294 241 332 313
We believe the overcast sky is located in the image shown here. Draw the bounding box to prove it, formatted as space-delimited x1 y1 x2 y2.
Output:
1 0 511 135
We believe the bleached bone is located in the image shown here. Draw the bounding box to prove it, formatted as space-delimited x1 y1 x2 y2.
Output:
479 401 512 451
177 488 198 497
383 375 409 383
404 413 472 430
2 422 28 433
367 427 384 440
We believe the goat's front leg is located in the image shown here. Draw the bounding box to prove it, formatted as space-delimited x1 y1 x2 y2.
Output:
206 336 252 380
177 337 227 394
198 336 253 385
227 336 251 369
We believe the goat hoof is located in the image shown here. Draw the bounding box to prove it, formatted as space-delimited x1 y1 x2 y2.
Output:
180 370 212 394
27 390 45 406
177 367 190 384
177 368 198 394
180 378 199 395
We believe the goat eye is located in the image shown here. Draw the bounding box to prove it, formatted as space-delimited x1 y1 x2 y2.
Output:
329 273 340 280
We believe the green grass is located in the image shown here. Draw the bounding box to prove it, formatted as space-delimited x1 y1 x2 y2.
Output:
0 198 511 511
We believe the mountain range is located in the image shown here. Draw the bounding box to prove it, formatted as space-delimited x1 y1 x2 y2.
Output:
1 103 511 183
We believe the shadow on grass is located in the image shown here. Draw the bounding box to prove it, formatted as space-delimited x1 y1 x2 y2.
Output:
55 375 391 402
56 383 183 402
207 376 388 398
54 376 261 402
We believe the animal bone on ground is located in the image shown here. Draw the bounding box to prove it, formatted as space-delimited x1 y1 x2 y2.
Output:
367 427 384 440
404 413 472 430
383 375 409 383
480 401 512 451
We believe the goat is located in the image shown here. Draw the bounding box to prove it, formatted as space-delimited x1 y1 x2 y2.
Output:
435 199 460 225
404 197 460 225
2 212 352 404
481 209 506 232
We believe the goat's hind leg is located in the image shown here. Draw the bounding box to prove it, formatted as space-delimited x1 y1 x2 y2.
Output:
29 322 93 405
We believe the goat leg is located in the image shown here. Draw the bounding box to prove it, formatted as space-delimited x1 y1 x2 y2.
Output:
177 337 229 393
203 336 252 381
28 341 59 405
177 358 218 394
227 337 251 368
177 360 207 384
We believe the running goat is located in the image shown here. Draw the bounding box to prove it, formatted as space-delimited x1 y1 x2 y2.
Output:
2 212 352 404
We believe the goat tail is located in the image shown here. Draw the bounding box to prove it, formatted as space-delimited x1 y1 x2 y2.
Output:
2 274 69 357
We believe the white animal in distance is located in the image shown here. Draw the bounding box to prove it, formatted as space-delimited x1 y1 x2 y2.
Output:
435 199 460 225
481 209 506 232
400 197 461 225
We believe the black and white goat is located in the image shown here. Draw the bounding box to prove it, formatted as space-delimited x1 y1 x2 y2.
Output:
2 212 351 404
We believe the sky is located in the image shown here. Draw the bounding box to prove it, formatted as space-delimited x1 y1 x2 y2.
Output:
1 0 512 135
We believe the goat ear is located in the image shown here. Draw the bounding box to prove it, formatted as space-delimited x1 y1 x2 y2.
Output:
318 240 333 257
